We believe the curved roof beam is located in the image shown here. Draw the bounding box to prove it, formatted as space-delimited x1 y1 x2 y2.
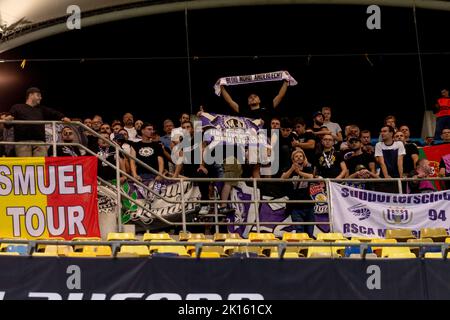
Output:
1 0 450 53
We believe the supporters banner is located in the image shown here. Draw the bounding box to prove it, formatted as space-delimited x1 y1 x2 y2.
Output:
121 179 201 231
198 112 265 148
329 182 450 238
0 157 100 239
419 144 450 190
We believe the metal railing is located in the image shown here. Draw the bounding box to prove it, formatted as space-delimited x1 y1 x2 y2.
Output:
1 120 450 235
0 238 448 259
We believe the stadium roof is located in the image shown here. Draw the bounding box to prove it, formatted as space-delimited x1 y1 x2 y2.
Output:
0 0 450 53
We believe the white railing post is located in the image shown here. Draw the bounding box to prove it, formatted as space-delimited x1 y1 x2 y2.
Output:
253 178 261 233
51 121 57 157
115 146 122 232
180 178 187 233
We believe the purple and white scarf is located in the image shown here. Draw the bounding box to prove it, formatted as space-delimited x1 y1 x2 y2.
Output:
214 70 298 96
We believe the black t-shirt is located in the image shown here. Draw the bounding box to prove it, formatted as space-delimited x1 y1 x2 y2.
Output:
403 143 419 174
9 104 65 142
240 101 274 129
314 149 344 178
283 164 314 210
344 151 375 174
133 141 164 176
181 139 204 177
293 131 317 165
48 145 81 157
276 133 297 176
96 146 119 181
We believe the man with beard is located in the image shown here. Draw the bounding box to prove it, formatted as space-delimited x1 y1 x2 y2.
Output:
5 87 70 157
48 126 82 157
123 112 140 142
314 134 347 179
374 125 406 193
292 118 317 165
220 81 289 128
311 111 331 138
344 137 377 176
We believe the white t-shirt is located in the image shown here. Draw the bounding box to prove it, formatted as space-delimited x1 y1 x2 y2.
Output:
374 141 406 178
323 121 342 136
124 126 139 142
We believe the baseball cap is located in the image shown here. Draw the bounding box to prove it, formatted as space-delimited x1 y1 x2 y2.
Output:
26 87 41 96
313 111 323 118
355 164 366 171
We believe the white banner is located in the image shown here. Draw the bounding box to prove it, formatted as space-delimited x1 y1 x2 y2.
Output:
329 182 450 238
214 70 298 96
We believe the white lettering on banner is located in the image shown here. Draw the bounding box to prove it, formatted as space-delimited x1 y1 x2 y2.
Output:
37 166 56 194
0 165 90 195
13 165 36 195
76 165 92 194
0 166 12 196
1 291 265 300
58 166 75 194
6 207 25 237
25 206 45 237
6 206 87 237
330 182 450 238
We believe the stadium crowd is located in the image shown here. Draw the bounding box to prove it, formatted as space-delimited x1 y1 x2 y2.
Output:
0 85 450 236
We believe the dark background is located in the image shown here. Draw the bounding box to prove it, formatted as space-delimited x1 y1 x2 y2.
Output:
0 4 448 136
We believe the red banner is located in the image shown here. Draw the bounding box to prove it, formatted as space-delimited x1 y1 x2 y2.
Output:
0 156 100 240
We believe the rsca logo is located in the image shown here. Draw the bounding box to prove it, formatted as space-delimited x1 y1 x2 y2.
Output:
348 203 371 221
383 207 413 225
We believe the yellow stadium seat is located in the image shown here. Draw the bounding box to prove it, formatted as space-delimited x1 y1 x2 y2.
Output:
152 245 190 257
178 232 205 241
36 237 65 252
148 240 176 253
106 232 135 241
307 246 341 258
248 233 277 242
386 252 416 259
117 245 150 257
269 252 299 259
381 246 412 258
72 237 102 241
370 238 397 257
348 253 379 259
186 239 214 254
282 233 312 241
66 252 97 258
421 228 448 242
386 229 416 242
72 237 101 252
351 237 374 242
32 252 58 257
143 233 173 241
190 252 221 258
82 245 112 256
44 245 73 256
185 239 225 256
223 239 263 256
213 233 242 242
424 252 450 259
316 233 346 241
407 238 434 256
